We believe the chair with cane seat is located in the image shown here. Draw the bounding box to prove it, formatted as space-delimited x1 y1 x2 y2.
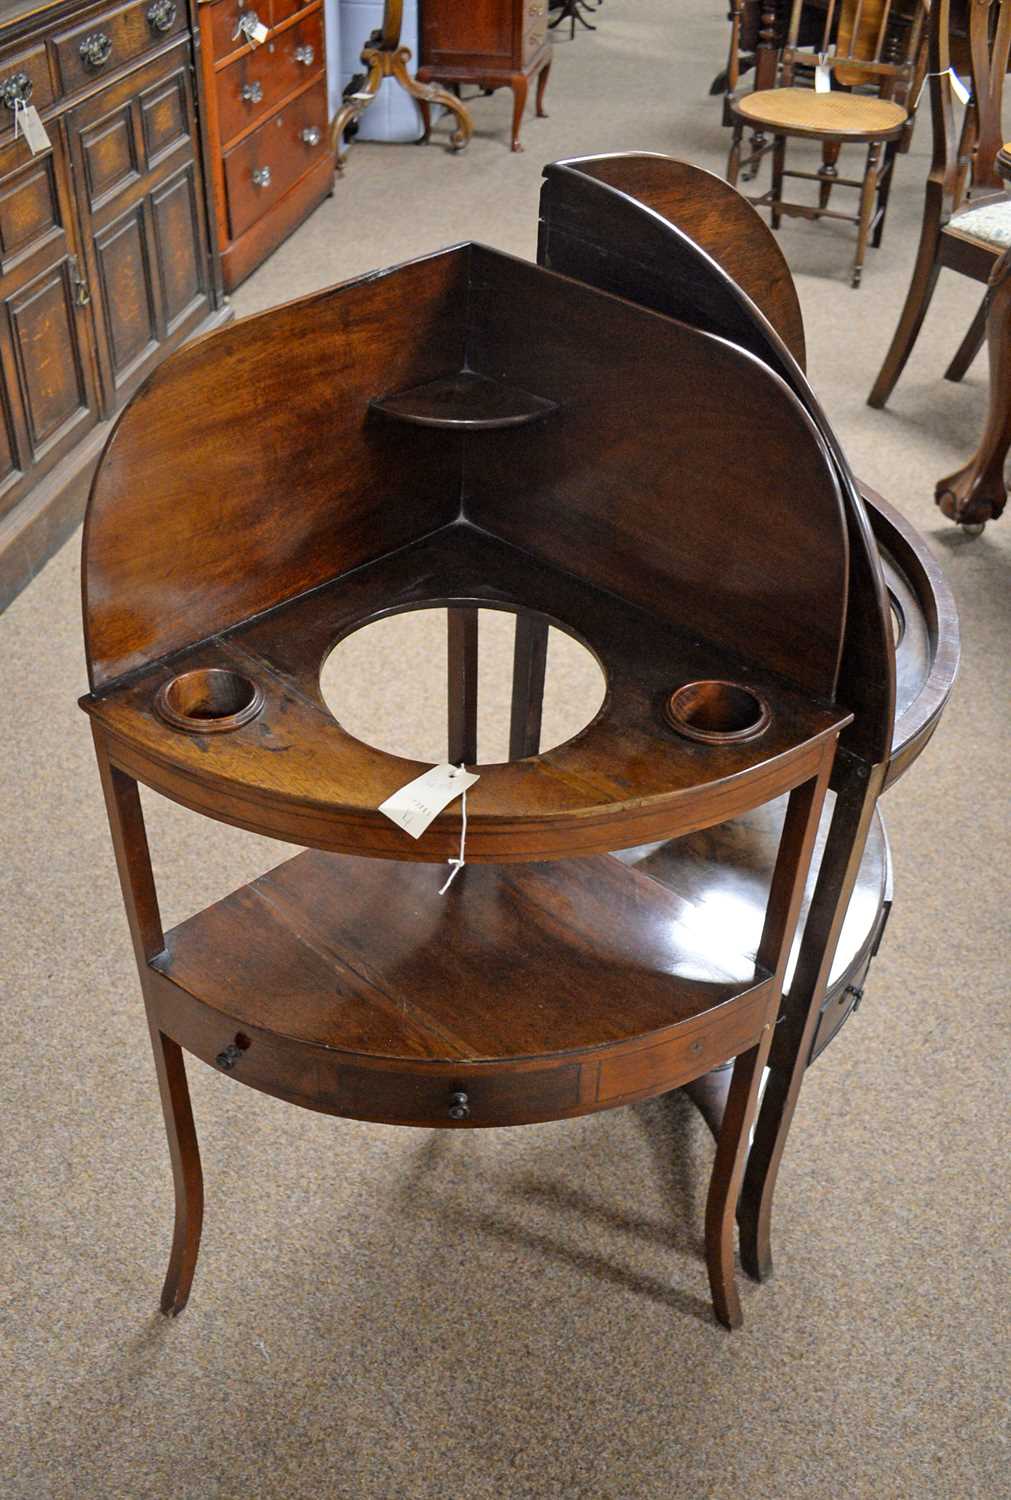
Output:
727 0 928 286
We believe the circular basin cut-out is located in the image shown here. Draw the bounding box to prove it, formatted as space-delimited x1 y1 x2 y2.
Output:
665 680 771 746
155 668 264 733
319 604 607 766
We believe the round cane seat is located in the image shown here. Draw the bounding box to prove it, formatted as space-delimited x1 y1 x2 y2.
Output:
734 87 908 140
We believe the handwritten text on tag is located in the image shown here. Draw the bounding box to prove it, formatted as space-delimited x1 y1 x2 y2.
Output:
15 102 51 156
378 763 479 840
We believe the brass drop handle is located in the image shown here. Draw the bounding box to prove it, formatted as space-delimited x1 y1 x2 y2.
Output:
293 43 315 65
300 125 320 146
79 32 112 69
69 254 90 307
241 80 263 103
1 71 33 110
146 0 177 33
251 165 271 187
448 1090 470 1121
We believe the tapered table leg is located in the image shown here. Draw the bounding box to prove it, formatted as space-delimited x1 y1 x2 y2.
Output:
738 759 885 1280
147 1021 204 1315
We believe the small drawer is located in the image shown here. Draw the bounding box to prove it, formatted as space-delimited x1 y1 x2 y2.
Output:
223 77 327 239
215 8 323 146
596 987 770 1105
149 972 582 1128
54 0 187 97
808 960 871 1063
0 46 57 130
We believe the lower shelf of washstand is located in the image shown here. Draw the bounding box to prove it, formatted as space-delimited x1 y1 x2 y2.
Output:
146 793 889 1131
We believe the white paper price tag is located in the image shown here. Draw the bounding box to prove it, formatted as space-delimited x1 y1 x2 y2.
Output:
814 61 831 93
379 763 479 840
949 66 970 105
15 103 51 156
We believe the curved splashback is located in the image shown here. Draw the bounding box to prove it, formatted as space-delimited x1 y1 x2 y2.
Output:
538 153 895 765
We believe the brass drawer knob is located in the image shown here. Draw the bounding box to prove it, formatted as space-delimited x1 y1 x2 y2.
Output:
233 10 264 43
301 125 320 146
1 71 32 110
241 80 263 103
251 165 271 187
293 44 315 65
146 0 177 33
79 32 112 69
448 1090 470 1120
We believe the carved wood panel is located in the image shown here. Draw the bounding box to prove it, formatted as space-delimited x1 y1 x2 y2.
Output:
69 43 212 411
6 258 92 456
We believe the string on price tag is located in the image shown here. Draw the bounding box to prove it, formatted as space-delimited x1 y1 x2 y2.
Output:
914 66 970 109
378 762 480 893
13 99 51 156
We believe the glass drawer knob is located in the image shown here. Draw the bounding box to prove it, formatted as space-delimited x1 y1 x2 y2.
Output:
301 125 320 145
241 80 263 103
251 165 271 187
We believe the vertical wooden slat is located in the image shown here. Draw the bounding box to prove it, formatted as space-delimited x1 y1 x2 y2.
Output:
447 606 479 764
508 613 549 760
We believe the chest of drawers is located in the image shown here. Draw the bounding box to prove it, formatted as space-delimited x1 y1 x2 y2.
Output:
417 0 551 153
196 0 332 291
0 0 226 611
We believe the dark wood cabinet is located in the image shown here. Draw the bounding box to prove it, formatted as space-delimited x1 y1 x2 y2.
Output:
418 0 552 153
196 0 332 293
0 0 227 612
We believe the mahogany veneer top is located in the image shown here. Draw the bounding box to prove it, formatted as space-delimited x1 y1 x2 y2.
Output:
81 523 852 863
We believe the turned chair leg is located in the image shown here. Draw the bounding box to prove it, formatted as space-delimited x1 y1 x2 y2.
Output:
868 187 944 406
148 1019 204 1315
871 140 898 249
771 135 786 228
705 1025 774 1328
818 141 841 211
852 141 882 288
936 251 1011 529
944 295 988 382
727 123 744 187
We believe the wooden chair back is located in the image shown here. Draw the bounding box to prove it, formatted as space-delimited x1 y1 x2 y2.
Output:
781 0 926 94
926 0 1011 204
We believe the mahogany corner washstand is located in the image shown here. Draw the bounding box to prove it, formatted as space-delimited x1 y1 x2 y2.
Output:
82 238 866 1331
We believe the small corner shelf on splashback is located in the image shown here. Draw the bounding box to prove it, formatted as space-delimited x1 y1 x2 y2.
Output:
368 369 559 429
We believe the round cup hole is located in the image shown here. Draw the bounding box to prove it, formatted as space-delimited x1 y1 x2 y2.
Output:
665 680 770 745
154 668 264 733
